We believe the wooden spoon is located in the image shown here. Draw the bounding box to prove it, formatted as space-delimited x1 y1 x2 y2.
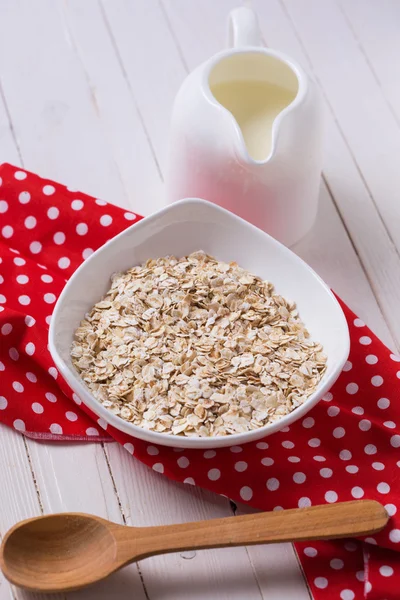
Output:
0 500 388 593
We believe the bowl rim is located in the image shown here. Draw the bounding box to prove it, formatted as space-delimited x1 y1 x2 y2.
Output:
49 198 350 448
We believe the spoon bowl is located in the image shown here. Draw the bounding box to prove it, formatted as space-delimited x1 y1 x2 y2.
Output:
0 501 388 594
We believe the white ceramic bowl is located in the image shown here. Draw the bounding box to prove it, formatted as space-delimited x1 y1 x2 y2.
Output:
49 199 350 448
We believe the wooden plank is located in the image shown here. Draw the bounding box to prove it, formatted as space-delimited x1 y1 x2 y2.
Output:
281 0 400 275
105 443 264 600
61 0 164 216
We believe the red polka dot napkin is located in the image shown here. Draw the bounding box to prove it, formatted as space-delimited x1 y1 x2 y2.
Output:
1 162 399 600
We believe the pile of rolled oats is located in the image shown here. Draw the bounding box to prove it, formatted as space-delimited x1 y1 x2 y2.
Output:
71 252 327 437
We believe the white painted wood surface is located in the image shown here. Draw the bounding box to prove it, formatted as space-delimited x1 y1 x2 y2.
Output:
0 1 398 598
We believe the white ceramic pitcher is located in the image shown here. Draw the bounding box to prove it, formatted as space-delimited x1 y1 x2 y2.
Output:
166 7 324 247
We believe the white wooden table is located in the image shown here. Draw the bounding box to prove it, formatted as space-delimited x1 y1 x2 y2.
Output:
1 1 399 598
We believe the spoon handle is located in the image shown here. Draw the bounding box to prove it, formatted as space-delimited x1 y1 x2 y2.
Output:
118 500 388 562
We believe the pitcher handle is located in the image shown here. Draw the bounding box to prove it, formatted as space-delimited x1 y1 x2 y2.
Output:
228 7 262 48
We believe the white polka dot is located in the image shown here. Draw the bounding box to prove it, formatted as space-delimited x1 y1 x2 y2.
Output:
302 417 314 428
0 294 6 303
328 406 340 417
45 392 57 403
66 411 78 421
9 347 19 361
12 381 24 393
379 565 394 577
124 212 137 220
203 450 216 459
354 318 365 327
50 423 63 434
24 216 37 229
32 402 44 414
82 248 94 260
0 200 8 213
344 541 358 552
25 342 35 356
351 486 364 499
240 486 253 501
346 465 359 474
230 445 243 453
45 315 52 326
0 396 8 409
304 547 318 557
18 191 31 204
339 450 352 460
330 558 344 570
235 461 248 472
2 225 13 238
16 274 29 285
371 375 383 387
39 274 52 284
293 472 306 484
320 468 333 478
86 427 99 436
14 170 27 180
152 463 164 473
378 397 390 409
97 418 108 430
384 420 396 428
95 198 107 206
76 222 88 235
342 361 352 371
53 231 65 245
366 354 378 364
359 336 371 345
14 257 25 266
1 323 12 335
384 504 396 517
71 199 84 210
352 406 364 415
100 214 113 226
323 392 333 402
256 442 268 449
124 442 134 454
364 444 377 455
377 482 390 494
43 184 55 195
266 478 280 491
390 353 400 362
372 462 385 471
314 577 328 589
47 206 59 219
0 361 4 371
261 457 274 466
313 455 326 462
13 419 25 431
18 295 30 306
184 477 195 485
288 456 300 463
346 383 358 395
44 293 56 304
282 440 295 449
389 529 400 543
340 591 355 600
29 241 42 254
359 419 371 431
24 315 35 328
333 427 345 438
146 445 159 456
298 497 311 508
208 468 221 480
308 438 321 447
325 491 338 503
72 393 81 404
391 434 400 448
58 257 70 269
177 456 190 468
365 582 372 593
356 571 364 582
